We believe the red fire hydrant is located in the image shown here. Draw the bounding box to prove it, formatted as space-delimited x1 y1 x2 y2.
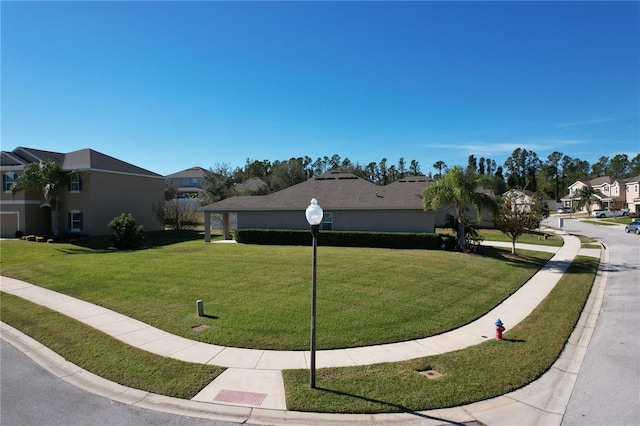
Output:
495 319 505 341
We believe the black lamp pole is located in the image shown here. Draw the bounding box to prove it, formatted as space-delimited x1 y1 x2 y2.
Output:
305 198 323 389
310 223 319 388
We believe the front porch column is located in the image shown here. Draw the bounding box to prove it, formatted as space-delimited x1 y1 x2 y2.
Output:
222 212 230 240
204 211 211 243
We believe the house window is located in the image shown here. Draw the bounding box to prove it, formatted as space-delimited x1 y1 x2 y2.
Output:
636 184 639 193
69 175 82 192
3 173 16 192
68 211 83 232
321 212 333 231
182 178 189 186
603 184 609 193
192 178 198 186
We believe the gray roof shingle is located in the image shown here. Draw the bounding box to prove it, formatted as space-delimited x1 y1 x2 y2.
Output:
166 167 208 179
201 171 432 211
6 147 161 177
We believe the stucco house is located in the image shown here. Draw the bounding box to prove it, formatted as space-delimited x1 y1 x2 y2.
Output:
165 166 207 200
503 189 556 212
233 177 267 195
623 175 640 213
200 170 439 242
560 176 626 213
1 147 165 238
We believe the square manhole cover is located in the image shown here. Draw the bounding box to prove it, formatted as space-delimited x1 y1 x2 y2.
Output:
191 324 209 332
419 369 443 379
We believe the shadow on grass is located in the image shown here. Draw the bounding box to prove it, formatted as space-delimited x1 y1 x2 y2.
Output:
480 246 549 268
57 230 218 253
316 387 474 425
483 246 599 276
200 314 219 320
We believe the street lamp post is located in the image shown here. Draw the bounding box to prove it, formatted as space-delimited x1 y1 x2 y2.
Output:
305 198 323 389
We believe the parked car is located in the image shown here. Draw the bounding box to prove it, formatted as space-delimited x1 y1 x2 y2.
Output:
591 209 626 218
624 221 640 234
591 209 614 218
557 206 571 213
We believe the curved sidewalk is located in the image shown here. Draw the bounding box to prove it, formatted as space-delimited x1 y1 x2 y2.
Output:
0 233 605 425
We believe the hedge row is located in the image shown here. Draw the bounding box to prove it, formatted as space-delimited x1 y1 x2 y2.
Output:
234 229 457 250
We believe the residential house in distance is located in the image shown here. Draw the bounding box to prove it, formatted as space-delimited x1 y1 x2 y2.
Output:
560 176 627 213
200 170 446 241
624 175 640 213
165 166 207 200
233 177 267 195
503 189 557 212
1 147 165 238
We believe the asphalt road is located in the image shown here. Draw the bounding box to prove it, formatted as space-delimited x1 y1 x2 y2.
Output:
557 218 640 425
0 340 242 426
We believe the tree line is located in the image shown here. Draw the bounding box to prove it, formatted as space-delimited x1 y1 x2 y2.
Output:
199 150 640 205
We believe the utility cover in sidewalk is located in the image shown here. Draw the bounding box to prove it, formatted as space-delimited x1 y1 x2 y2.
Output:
214 389 267 406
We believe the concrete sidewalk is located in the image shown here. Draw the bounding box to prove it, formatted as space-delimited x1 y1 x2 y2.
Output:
0 234 606 425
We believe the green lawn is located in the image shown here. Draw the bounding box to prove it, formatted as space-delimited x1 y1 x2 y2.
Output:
0 232 552 350
581 219 618 226
601 216 635 225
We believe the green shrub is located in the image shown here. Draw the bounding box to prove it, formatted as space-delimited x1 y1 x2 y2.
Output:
235 229 444 250
107 213 145 250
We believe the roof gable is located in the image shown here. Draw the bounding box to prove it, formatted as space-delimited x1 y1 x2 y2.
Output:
1 151 29 166
166 167 208 179
63 149 161 176
13 147 66 164
5 147 161 178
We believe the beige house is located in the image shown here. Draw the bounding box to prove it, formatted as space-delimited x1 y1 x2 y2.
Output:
624 175 640 213
560 176 627 213
503 189 556 212
166 166 207 200
1 147 165 238
200 170 439 241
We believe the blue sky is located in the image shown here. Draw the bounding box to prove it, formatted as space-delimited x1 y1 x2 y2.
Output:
2 1 638 176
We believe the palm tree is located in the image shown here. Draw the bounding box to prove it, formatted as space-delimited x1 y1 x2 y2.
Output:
10 160 75 237
423 166 498 250
574 186 602 216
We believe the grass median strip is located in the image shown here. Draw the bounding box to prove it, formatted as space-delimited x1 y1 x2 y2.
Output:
283 255 598 413
0 292 224 399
